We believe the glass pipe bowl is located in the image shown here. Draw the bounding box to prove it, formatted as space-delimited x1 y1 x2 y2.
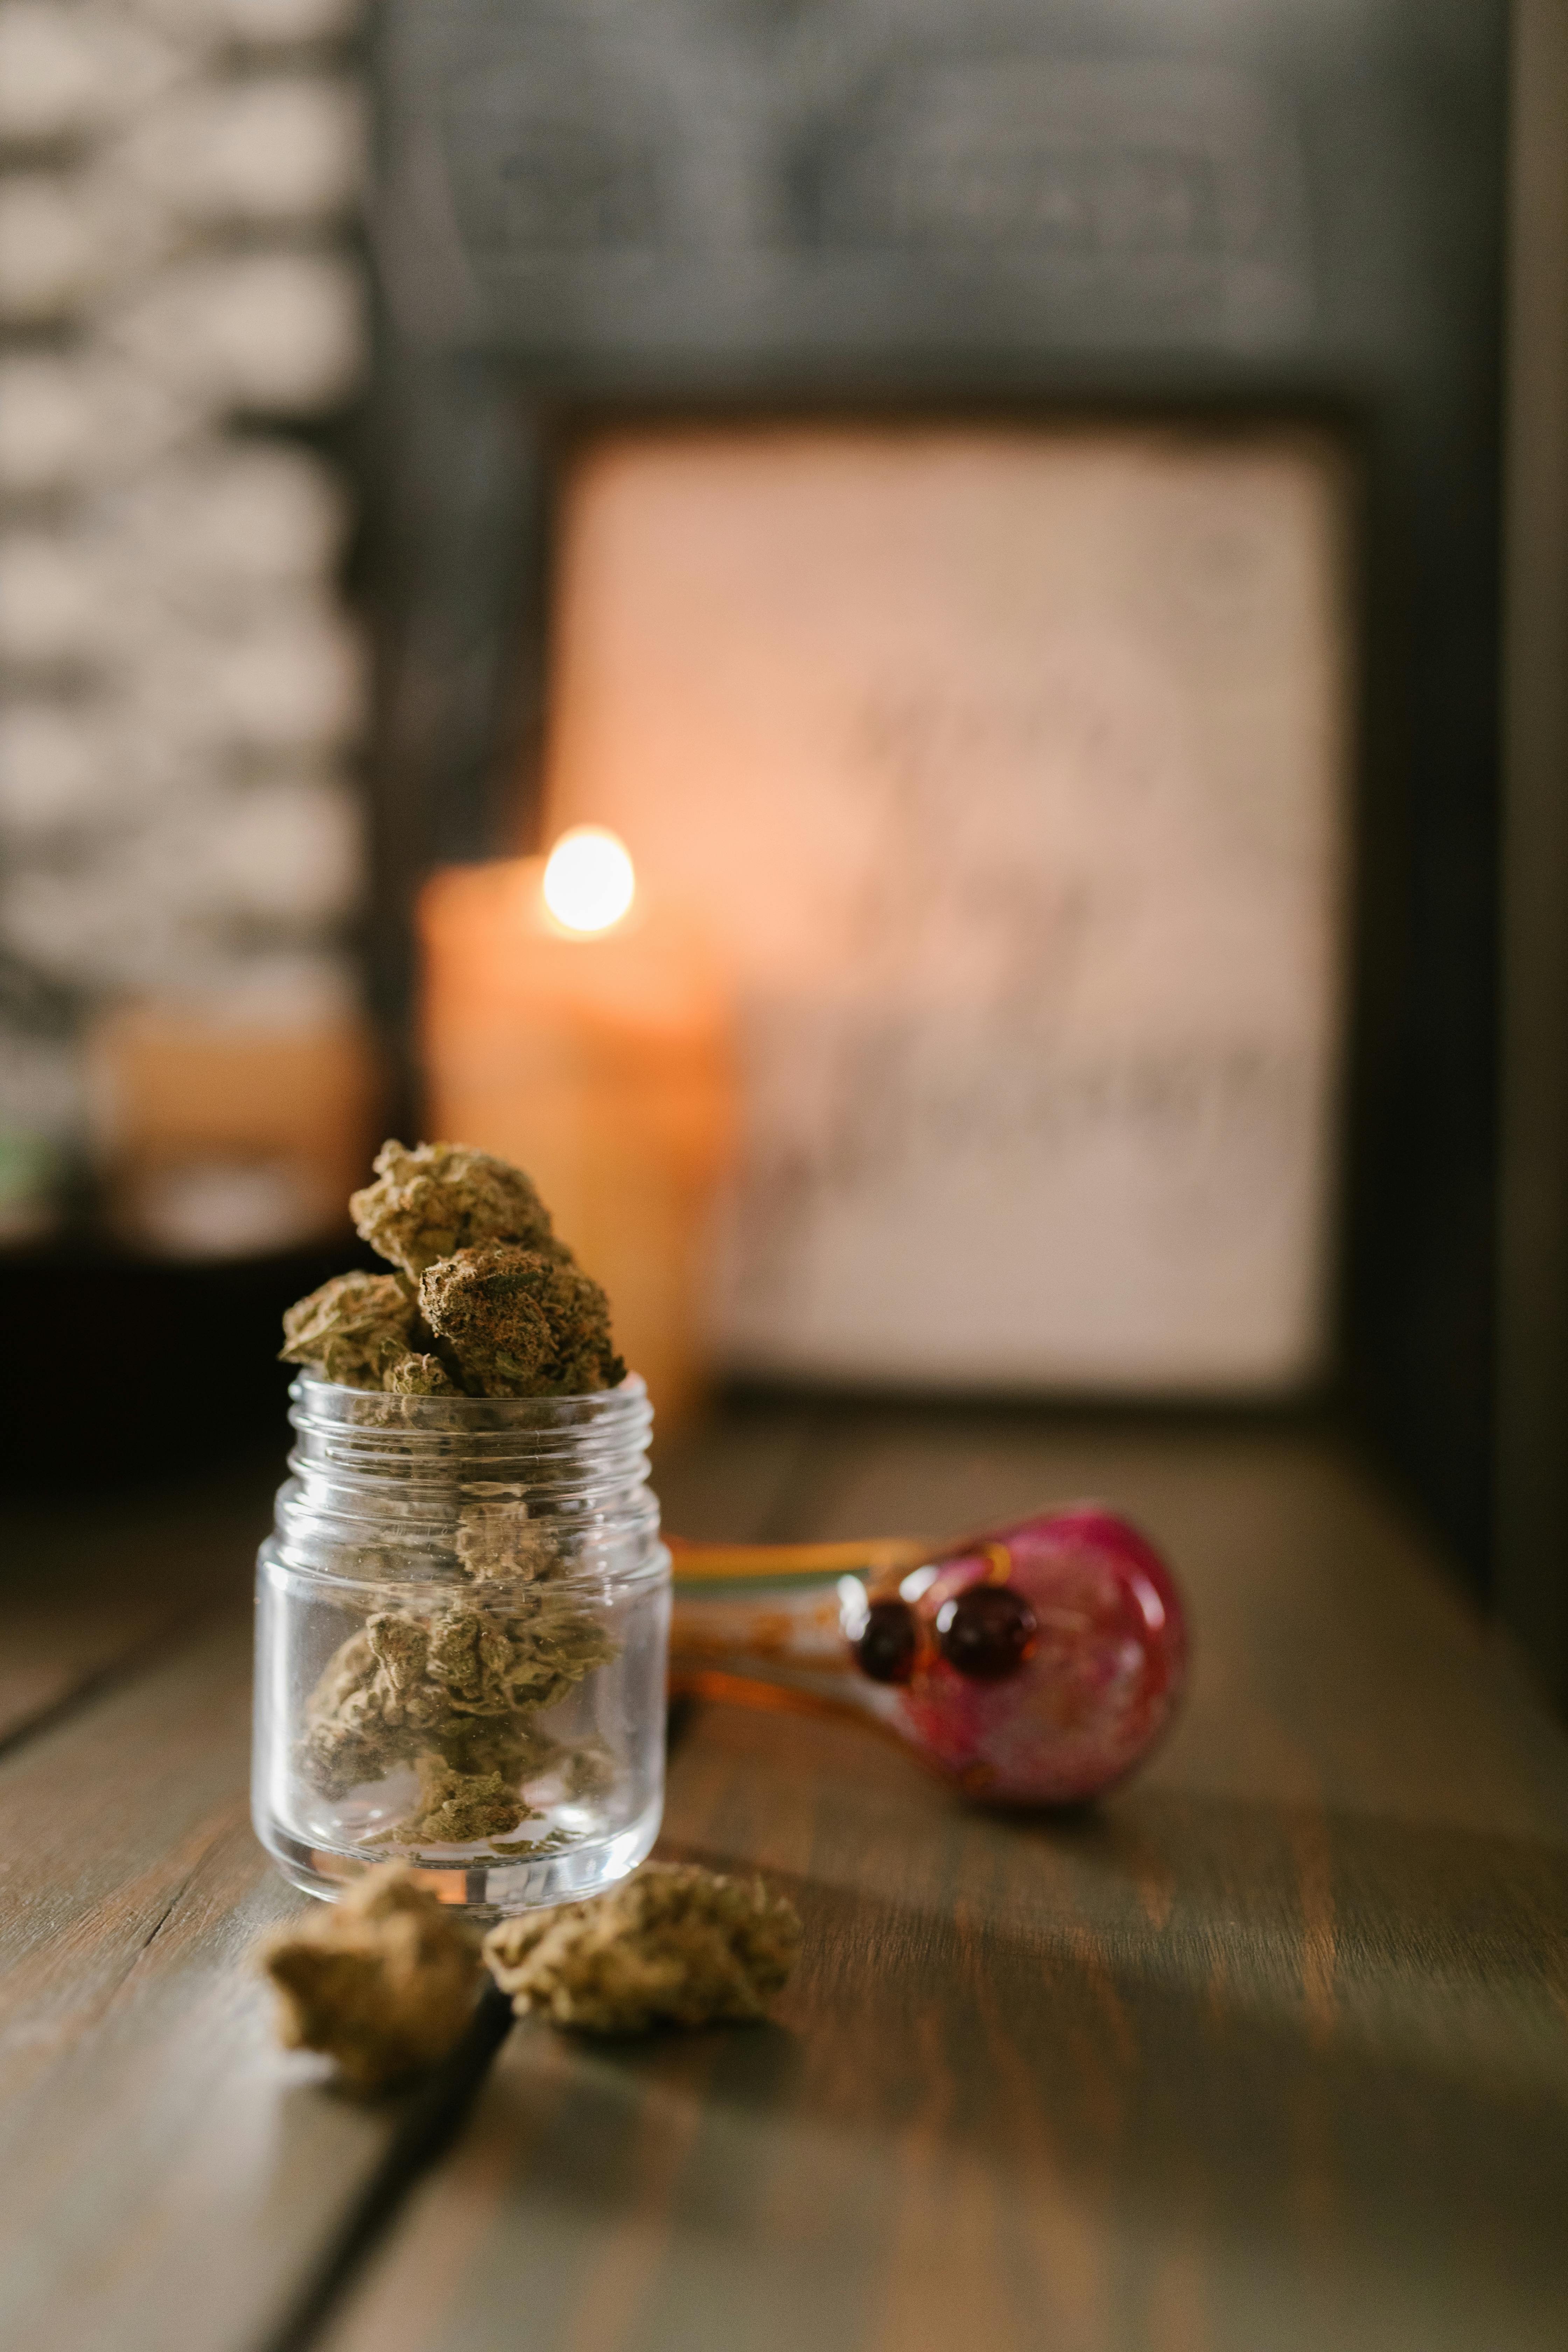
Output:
843 1506 1186 1804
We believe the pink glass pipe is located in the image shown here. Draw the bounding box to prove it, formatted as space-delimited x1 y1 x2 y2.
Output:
667 1505 1188 1805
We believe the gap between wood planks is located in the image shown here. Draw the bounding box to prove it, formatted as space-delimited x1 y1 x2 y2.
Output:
0 1458 276 1752
0 1596 220 1772
250 1681 746 2352
254 1982 522 2352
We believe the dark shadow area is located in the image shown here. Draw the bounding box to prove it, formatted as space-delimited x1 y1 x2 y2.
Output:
0 1236 380 1497
449 1801 1568 2352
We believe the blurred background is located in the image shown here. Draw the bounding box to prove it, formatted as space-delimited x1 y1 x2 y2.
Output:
1 0 1565 1698
0 0 374 1458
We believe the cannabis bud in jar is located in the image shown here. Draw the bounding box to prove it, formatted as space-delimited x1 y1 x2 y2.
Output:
254 1141 667 1912
281 1139 624 1400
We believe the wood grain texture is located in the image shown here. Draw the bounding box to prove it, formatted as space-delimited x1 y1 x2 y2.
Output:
318 1416 1568 2352
0 1610 411 2352
0 1464 271 1750
0 1414 806 2352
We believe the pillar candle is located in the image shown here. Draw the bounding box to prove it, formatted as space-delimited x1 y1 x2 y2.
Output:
418 831 735 1432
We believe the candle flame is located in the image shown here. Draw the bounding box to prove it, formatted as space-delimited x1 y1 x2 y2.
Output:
542 825 636 934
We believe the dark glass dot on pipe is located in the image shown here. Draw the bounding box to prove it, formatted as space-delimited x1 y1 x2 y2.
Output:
936 1584 1037 1680
855 1598 920 1684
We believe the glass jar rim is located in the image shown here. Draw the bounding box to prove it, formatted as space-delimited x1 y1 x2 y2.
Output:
288 1370 651 1435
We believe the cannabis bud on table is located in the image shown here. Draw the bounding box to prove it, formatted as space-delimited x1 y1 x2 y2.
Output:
261 1865 482 2092
483 1863 802 2035
256 1142 664 1900
261 1864 799 2089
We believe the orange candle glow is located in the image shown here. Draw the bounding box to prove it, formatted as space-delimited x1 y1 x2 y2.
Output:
418 831 735 1432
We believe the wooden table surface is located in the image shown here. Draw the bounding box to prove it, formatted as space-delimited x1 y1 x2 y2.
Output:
1 1401 1565 2352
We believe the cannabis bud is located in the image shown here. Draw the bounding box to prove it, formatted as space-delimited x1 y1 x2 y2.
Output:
260 1864 482 2092
482 1863 802 2035
279 1271 415 1391
280 1139 624 1402
421 1241 624 1397
350 1139 561 1282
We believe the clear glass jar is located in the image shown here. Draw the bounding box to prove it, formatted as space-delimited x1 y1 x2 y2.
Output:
253 1373 669 1917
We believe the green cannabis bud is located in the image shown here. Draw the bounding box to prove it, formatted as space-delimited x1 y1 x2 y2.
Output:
298 1588 615 1805
455 1497 561 1582
421 1242 625 1397
384 1351 458 1396
281 1138 623 1404
279 1270 416 1388
482 1864 802 2035
386 1755 537 1846
260 1864 482 2092
350 1139 561 1283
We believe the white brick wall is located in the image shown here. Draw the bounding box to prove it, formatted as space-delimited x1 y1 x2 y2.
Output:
0 0 370 1231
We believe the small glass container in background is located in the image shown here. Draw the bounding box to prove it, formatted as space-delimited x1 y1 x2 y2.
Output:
253 1374 669 1917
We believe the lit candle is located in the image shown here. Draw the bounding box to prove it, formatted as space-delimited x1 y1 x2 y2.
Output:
418 828 735 1431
